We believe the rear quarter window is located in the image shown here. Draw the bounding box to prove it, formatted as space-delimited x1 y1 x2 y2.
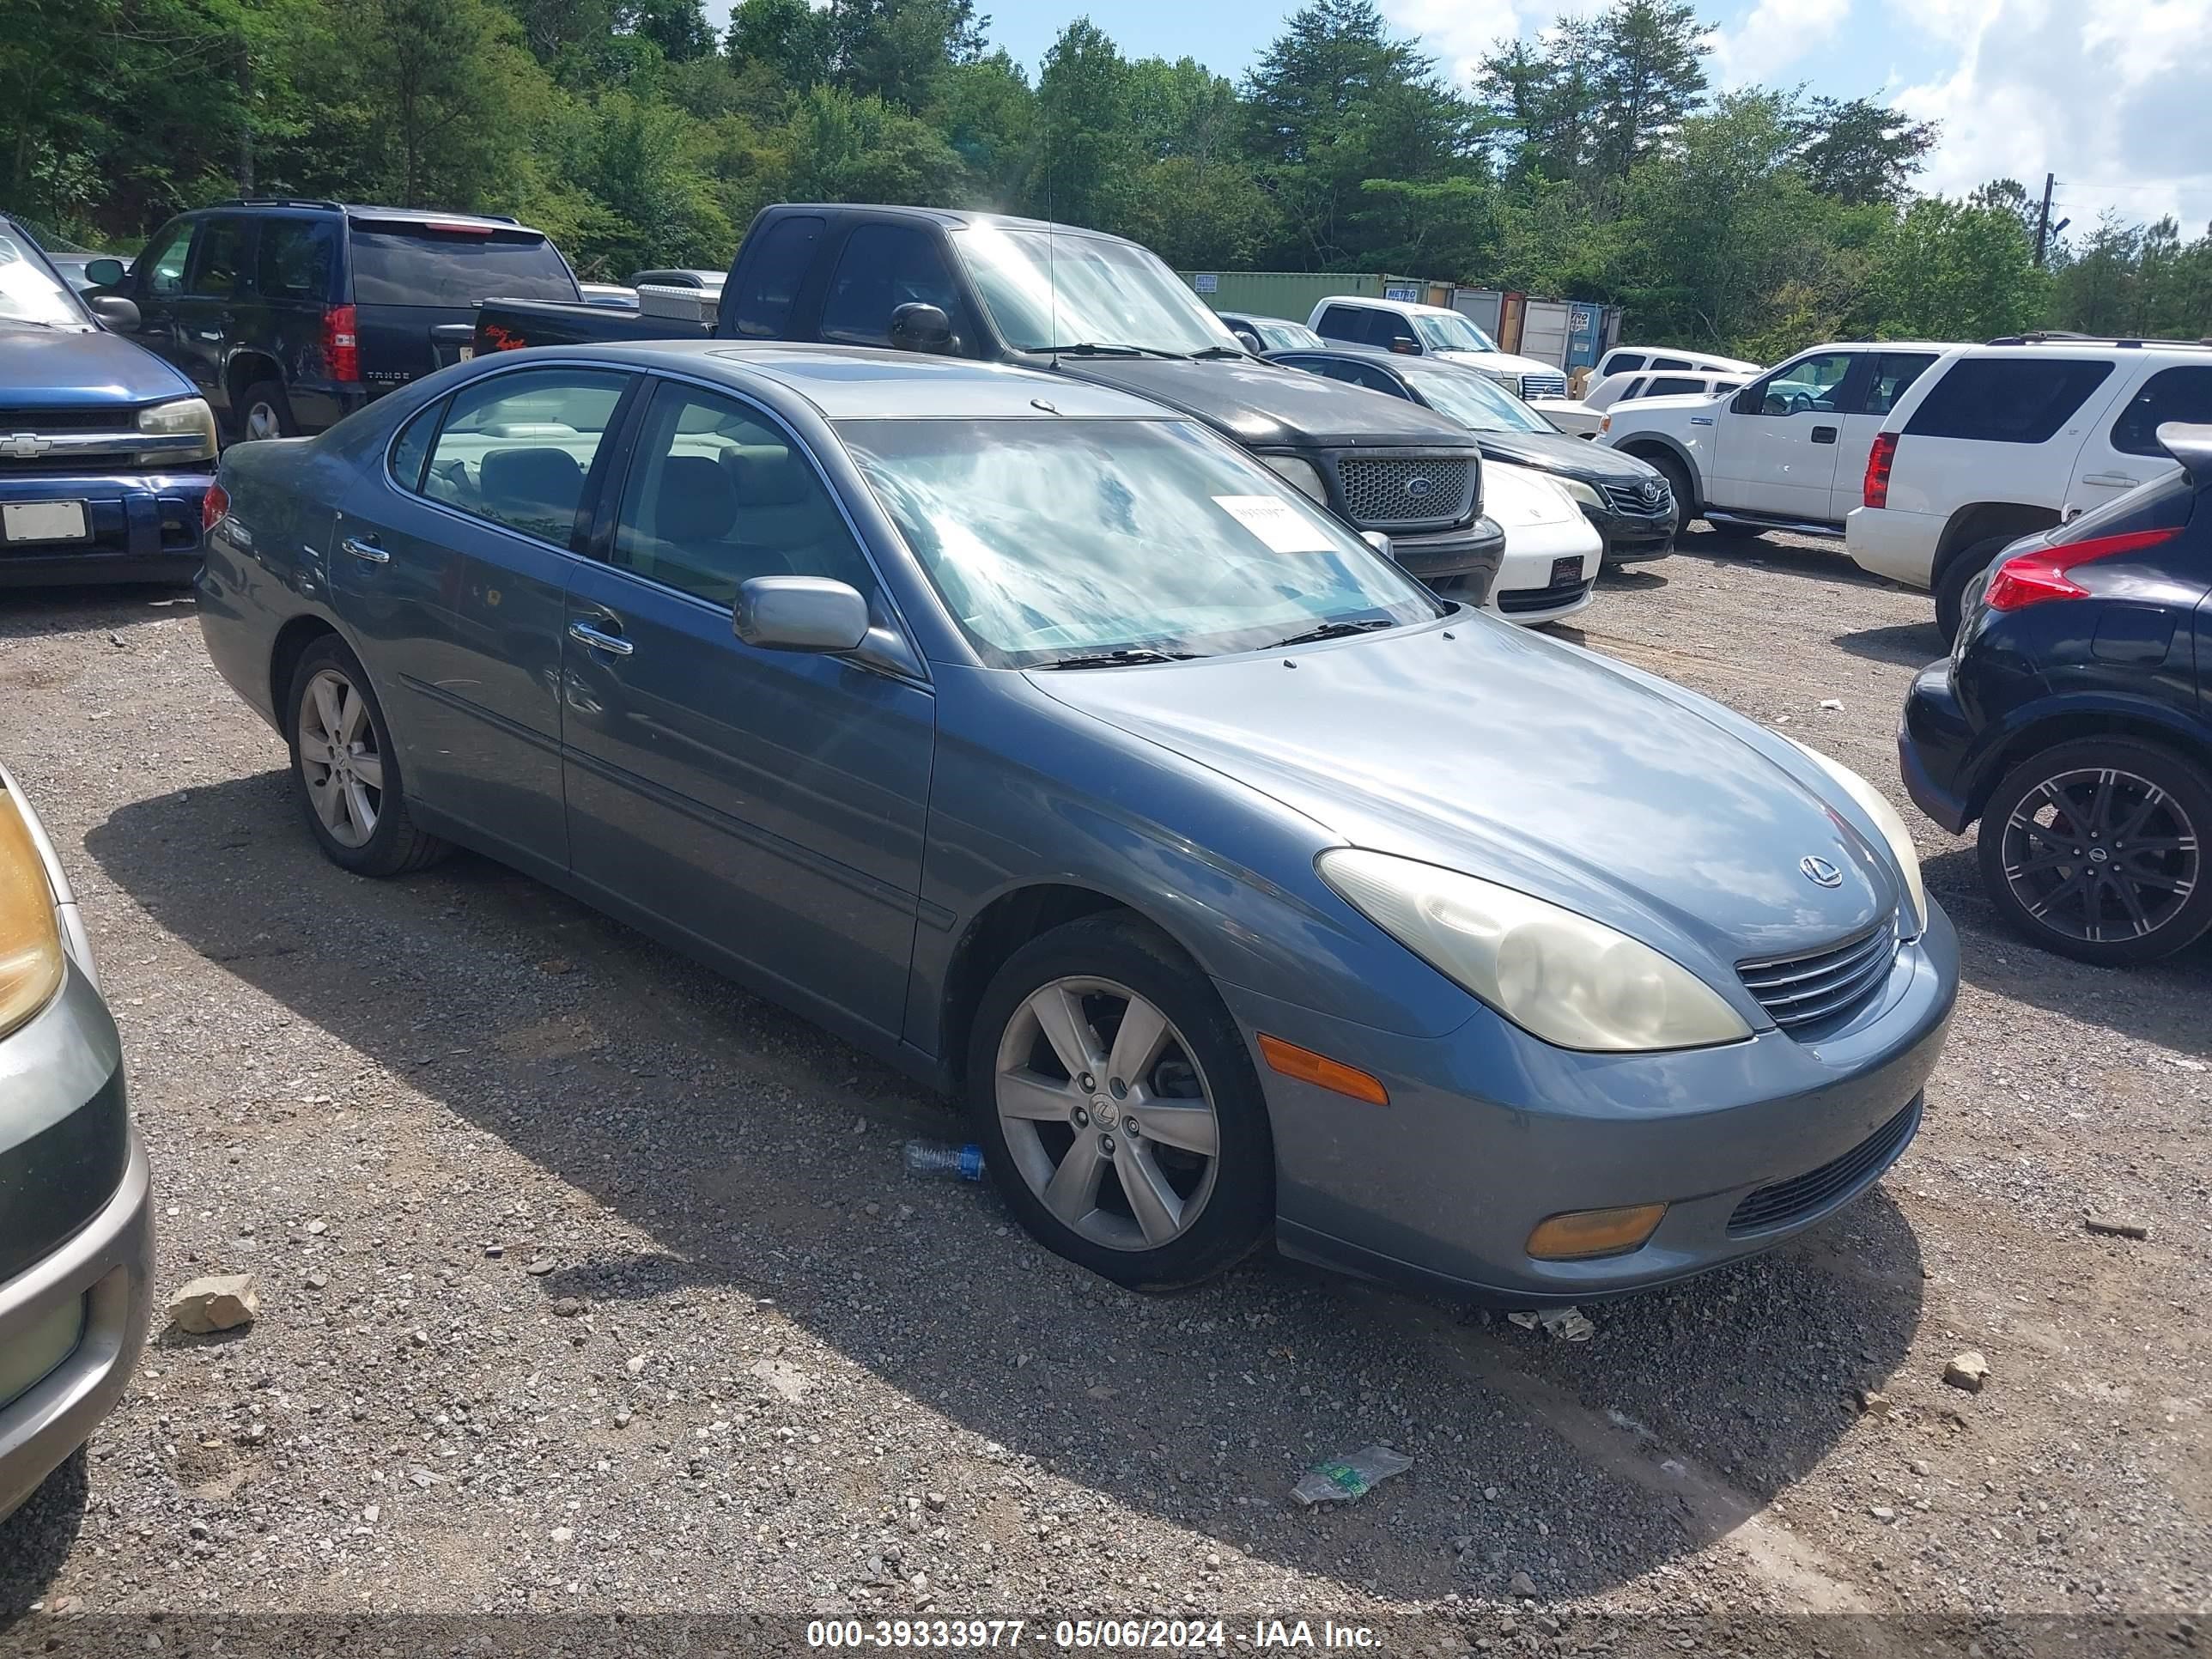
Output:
257 218 337 301
730 214 824 338
1903 356 2116 444
1648 376 1702 397
1603 352 1645 375
2110 365 2212 457
349 226 575 307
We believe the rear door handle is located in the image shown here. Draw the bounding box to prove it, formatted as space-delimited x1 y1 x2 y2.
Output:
1810 425 1838 444
2080 472 2138 488
568 619 634 657
340 535 389 565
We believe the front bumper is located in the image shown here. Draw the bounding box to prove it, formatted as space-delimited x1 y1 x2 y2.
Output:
1582 499 1675 562
1486 529 1600 625
1227 900 1957 1304
0 469 210 586
1899 659 1977 834
1392 516 1506 605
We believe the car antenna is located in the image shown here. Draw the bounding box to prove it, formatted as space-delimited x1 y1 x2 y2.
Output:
1046 165 1059 372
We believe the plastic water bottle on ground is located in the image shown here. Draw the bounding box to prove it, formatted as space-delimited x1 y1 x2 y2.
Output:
904 1139 984 1181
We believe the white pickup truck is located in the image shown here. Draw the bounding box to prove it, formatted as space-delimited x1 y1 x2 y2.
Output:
1596 342 1952 539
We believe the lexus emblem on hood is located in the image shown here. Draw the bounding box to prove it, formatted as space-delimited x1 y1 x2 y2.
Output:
1799 854 1844 888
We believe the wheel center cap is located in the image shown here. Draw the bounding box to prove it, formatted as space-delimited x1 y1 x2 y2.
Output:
1091 1095 1112 1118
2089 847 2110 863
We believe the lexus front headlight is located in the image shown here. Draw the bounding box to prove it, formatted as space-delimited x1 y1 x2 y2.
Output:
1260 455 1329 505
137 396 218 465
1559 477 1605 511
1781 738 1929 934
1318 849 1751 1052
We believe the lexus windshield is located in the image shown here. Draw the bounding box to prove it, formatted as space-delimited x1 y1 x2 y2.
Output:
0 228 90 329
840 418 1441 668
952 225 1243 356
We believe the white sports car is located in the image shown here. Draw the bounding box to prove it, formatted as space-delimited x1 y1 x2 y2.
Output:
1480 460 1605 626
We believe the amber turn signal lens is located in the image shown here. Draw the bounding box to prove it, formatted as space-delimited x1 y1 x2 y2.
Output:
1526 1203 1667 1261
1256 1034 1389 1106
0 788 64 1041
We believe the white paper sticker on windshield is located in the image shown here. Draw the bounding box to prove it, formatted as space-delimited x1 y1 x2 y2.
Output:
1212 494 1335 554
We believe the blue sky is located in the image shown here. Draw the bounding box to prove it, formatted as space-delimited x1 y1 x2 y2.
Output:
981 0 2212 237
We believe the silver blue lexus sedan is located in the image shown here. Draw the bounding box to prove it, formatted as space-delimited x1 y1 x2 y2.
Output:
194 342 1956 1301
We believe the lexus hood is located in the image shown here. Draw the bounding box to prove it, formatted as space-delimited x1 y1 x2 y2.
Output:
1047 356 1478 450
1030 618 1905 969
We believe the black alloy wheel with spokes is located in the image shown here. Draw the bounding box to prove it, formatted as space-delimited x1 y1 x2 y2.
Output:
1978 737 2212 966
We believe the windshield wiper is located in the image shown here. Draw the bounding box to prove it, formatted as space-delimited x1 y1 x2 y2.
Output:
1188 345 1249 360
1268 617 1397 649
1040 343 1184 359
0 316 61 331
1037 647 1197 670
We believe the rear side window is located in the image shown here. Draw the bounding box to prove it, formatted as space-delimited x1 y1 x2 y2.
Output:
1862 352 1938 416
1648 376 1702 397
187 217 252 298
258 218 337 301
1650 356 1691 371
1905 356 2116 444
731 214 823 339
2110 366 2212 457
419 368 629 543
349 225 575 307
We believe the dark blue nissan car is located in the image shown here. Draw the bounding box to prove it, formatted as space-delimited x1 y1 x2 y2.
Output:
0 216 216 586
1901 422 2212 966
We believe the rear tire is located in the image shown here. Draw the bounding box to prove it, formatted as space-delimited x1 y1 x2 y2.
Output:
235 380 296 445
284 636 449 878
1935 534 2012 645
965 915 1273 1289
1976 736 2212 966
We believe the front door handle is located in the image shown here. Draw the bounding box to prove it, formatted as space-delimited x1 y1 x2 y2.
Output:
2080 471 2138 489
340 535 389 564
1810 425 1838 444
568 619 634 657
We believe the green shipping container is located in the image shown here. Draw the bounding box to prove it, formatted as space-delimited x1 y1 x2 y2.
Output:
1176 270 1446 322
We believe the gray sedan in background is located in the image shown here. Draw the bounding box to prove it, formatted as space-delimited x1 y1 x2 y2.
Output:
195 342 1954 1300
0 760 153 1524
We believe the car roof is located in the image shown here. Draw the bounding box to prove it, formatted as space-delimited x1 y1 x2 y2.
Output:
553 340 1171 421
771 204 1138 246
1317 295 1455 318
191 201 541 234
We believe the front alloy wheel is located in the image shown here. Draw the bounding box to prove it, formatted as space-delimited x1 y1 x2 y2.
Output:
1980 737 2212 965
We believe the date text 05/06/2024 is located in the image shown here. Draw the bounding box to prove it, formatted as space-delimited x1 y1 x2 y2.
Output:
803 1619 1382 1650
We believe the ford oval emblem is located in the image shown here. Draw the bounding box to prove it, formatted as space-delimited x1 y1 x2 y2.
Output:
1799 854 1844 888
1404 476 1434 499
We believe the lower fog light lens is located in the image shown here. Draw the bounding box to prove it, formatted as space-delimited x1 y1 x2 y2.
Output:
0 1295 86 1412
1526 1203 1668 1261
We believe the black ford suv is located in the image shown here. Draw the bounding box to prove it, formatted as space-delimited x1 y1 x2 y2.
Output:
105 199 580 441
473 205 1506 599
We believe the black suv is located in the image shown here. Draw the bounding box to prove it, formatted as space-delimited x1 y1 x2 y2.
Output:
1900 421 2212 965
106 199 580 441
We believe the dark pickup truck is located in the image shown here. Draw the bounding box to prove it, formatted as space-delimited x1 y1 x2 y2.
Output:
474 205 1505 598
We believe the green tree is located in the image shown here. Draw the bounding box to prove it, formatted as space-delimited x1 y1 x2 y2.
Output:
1863 194 2047 339
1588 0 1707 184
1029 19 1135 229
1796 96 1938 208
726 0 830 88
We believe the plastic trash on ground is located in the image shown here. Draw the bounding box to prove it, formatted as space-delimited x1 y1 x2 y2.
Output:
904 1139 985 1180
1507 1305 1595 1341
1291 1444 1414 1507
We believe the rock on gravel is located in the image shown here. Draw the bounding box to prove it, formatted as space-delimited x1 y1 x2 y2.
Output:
1943 1351 1991 1393
164 1272 258 1334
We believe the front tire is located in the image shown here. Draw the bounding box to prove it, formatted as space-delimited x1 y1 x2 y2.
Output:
285 637 449 877
1642 453 1694 536
965 915 1274 1289
1977 736 2212 966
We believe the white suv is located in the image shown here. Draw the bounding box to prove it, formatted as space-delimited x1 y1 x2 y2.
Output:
1847 338 2212 639
1597 340 1954 540
1309 296 1570 400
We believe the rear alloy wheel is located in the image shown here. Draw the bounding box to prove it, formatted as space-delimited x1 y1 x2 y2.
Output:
237 380 296 445
285 637 448 877
1978 737 2212 966
968 916 1273 1288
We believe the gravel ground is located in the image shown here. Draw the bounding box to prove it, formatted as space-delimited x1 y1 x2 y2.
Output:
1 528 2206 1651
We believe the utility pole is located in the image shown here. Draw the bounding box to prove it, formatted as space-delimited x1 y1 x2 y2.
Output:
2033 172 2055 267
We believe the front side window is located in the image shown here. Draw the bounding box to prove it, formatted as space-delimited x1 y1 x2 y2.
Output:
420 368 629 544
611 381 872 607
258 218 337 301
1650 356 1690 371
187 217 252 299
2110 366 2212 457
839 417 1440 668
818 223 970 351
1904 356 2117 445
1413 312 1495 354
1753 352 1854 416
730 214 823 338
137 222 193 298
0 227 88 327
951 224 1241 356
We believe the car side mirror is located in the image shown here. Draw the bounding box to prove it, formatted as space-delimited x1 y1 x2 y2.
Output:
1361 531 1397 562
85 258 127 288
889 302 954 355
734 576 872 653
88 294 140 332
1389 339 1418 355
1729 387 1760 416
1232 329 1262 353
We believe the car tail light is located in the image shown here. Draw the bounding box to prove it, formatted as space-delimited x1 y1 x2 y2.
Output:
1863 432 1898 508
1984 526 2180 611
201 483 228 533
323 304 359 383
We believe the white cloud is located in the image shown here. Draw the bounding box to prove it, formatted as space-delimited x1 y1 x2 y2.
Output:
1892 0 2212 233
1707 0 1851 89
1379 0 1607 88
